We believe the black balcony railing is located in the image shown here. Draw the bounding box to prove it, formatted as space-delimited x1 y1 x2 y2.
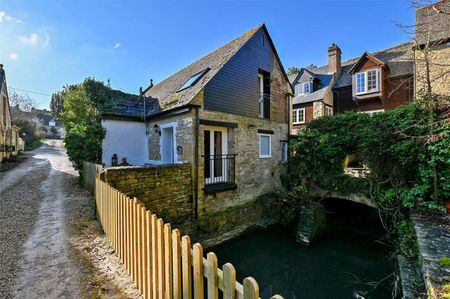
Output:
203 154 237 191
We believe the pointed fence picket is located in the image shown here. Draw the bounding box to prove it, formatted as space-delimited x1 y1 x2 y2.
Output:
94 177 284 299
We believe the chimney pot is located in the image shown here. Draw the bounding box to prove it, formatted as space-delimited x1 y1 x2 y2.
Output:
328 43 342 77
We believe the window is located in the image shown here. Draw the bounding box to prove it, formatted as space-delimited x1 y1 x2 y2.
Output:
258 70 270 119
296 82 312 95
281 142 288 163
293 108 305 124
324 106 333 116
355 69 379 94
303 82 312 94
367 69 377 91
362 109 385 115
258 73 264 118
177 68 209 92
259 134 272 158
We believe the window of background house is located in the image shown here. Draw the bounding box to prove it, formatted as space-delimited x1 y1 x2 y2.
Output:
303 82 312 94
258 73 264 118
356 69 379 94
259 134 272 158
367 69 378 91
356 72 366 93
293 108 305 124
281 142 288 163
325 106 333 116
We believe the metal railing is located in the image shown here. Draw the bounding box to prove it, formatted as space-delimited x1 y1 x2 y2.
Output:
203 154 236 186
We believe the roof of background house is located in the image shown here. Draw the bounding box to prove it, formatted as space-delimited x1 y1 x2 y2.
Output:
415 0 450 46
333 42 414 88
144 24 265 114
292 69 334 105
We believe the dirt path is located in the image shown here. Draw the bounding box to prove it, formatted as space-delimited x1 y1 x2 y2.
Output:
1 140 140 299
2 140 81 298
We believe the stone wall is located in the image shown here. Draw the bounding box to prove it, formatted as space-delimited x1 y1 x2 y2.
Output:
101 164 193 224
415 44 450 97
198 108 289 214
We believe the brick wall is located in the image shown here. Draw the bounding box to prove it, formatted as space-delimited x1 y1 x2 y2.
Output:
101 164 193 224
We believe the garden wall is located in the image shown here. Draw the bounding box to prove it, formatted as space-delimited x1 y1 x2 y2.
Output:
100 164 193 223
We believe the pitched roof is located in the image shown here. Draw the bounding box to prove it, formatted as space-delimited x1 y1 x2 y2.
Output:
144 24 264 113
333 42 414 89
292 68 334 105
348 52 387 74
415 0 450 46
289 42 414 90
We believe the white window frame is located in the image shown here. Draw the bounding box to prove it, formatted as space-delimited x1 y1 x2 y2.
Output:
296 82 312 95
293 108 306 124
355 68 380 95
258 73 264 118
281 141 288 163
324 106 333 116
259 134 272 158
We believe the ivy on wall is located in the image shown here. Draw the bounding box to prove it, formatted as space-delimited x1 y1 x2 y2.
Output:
289 102 450 216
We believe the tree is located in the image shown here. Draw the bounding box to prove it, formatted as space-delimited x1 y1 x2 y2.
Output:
286 64 319 76
50 92 64 117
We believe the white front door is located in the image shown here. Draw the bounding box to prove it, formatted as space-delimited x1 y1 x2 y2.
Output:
161 126 174 164
204 127 228 185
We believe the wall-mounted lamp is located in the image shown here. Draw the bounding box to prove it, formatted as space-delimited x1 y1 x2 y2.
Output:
153 124 161 136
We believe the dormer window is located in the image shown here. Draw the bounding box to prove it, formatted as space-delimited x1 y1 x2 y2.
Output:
296 82 313 95
355 69 379 94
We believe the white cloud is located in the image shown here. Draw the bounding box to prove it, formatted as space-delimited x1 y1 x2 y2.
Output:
8 53 18 60
113 43 121 49
0 11 7 22
20 33 38 46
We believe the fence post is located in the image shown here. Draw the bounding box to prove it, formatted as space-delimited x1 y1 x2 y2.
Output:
206 252 218 299
243 277 259 299
151 214 158 299
164 224 173 299
193 243 204 299
141 206 147 296
223 263 236 299
181 236 192 299
157 219 165 299
146 211 153 299
172 229 181 299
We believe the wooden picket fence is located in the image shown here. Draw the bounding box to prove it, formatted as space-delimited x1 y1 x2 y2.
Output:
83 161 103 194
95 177 284 299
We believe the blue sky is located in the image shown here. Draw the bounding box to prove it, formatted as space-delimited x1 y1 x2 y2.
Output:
1 0 416 109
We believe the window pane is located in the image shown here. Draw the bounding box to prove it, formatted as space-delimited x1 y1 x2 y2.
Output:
260 135 270 156
299 109 305 122
367 70 377 91
356 73 365 93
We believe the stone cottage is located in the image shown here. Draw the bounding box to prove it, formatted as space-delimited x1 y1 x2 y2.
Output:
101 24 293 218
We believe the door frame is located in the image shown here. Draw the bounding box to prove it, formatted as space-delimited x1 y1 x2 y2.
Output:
160 121 178 164
203 126 228 185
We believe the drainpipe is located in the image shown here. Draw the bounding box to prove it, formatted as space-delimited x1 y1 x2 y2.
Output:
194 106 200 219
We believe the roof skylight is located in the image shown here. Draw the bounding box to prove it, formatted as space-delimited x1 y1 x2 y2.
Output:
177 68 209 92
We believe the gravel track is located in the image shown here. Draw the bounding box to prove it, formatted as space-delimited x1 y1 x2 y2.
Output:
0 163 50 299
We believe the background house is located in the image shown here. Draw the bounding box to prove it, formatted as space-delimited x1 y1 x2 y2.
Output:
0 64 13 162
101 24 292 217
289 43 414 133
414 0 450 97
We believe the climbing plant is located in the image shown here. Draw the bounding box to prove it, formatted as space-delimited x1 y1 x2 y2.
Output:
289 101 450 216
58 78 140 172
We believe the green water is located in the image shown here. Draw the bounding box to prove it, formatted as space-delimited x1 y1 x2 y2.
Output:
212 207 397 299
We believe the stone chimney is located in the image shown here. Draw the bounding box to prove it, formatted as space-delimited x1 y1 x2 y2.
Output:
328 43 341 77
0 64 4 75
